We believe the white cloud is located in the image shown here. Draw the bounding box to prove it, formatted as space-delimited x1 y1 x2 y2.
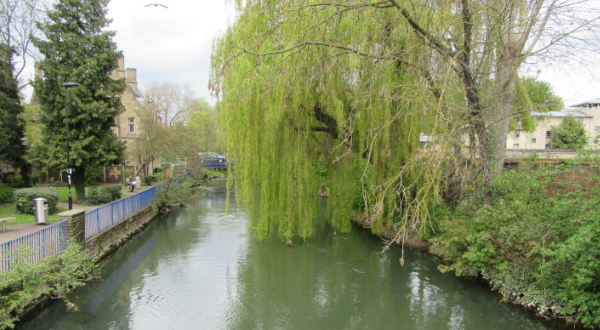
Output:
107 0 233 103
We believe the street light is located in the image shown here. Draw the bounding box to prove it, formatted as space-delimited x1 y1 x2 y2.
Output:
63 81 79 210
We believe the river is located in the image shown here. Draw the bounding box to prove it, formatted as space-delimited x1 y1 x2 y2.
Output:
17 182 555 330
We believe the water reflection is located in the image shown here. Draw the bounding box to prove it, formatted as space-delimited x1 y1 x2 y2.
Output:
17 184 555 330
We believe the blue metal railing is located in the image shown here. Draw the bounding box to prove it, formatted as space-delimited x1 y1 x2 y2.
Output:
0 186 158 272
84 187 156 239
0 220 68 273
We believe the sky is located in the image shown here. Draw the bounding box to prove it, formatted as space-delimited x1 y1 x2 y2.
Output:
105 0 234 104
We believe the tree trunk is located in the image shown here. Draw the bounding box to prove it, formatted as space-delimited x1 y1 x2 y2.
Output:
74 168 86 202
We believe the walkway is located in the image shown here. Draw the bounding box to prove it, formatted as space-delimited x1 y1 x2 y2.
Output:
0 187 151 244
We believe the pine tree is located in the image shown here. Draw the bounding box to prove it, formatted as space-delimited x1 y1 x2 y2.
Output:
32 0 125 200
0 44 31 186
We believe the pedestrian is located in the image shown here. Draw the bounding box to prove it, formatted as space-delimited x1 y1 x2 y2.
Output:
126 175 135 191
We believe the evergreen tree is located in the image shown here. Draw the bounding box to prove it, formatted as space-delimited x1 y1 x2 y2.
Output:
32 0 125 200
551 115 588 150
0 44 31 186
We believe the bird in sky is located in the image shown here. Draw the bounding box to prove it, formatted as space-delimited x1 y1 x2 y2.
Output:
145 3 168 9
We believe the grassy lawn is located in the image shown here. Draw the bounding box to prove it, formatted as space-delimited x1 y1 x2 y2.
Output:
53 187 78 202
0 203 63 225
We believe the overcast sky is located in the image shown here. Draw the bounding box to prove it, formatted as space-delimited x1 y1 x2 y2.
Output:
73 1 598 107
106 0 233 104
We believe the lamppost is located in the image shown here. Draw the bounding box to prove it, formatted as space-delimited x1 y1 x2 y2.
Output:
63 81 79 210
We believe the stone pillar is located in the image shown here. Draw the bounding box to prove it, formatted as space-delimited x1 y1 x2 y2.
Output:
59 209 86 244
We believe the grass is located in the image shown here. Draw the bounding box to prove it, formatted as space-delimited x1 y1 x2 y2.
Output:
204 169 226 178
53 187 78 202
0 203 63 225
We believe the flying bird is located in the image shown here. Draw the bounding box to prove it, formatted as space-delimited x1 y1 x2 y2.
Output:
145 3 168 8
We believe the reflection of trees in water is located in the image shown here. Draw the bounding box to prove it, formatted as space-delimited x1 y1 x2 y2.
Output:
228 219 552 330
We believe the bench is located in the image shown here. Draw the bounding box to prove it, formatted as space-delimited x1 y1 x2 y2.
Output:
0 217 15 233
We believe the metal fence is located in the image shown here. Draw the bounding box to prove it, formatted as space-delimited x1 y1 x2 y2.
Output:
84 187 157 239
0 220 68 273
0 186 158 272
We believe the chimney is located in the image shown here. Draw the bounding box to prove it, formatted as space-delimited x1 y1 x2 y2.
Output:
110 55 125 80
126 68 137 91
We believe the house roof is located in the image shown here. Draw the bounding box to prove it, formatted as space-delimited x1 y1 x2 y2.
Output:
532 110 592 118
571 98 600 107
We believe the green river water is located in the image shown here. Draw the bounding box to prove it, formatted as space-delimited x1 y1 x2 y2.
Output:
17 183 555 330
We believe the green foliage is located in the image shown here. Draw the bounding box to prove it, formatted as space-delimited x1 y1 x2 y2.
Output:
32 0 126 201
0 187 14 204
84 165 104 186
430 164 600 327
0 44 30 187
213 1 438 241
5 175 25 188
551 115 588 150
547 211 600 328
30 174 40 186
13 187 59 215
153 178 199 212
0 242 98 329
85 185 121 205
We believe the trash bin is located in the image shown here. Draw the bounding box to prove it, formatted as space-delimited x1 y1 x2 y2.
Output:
135 176 142 189
34 198 49 225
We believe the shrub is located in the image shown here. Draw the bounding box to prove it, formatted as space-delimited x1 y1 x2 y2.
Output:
31 174 40 186
13 188 59 215
0 187 14 204
85 185 121 205
6 175 26 188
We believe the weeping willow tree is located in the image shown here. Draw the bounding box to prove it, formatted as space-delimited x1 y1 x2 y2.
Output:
211 0 596 241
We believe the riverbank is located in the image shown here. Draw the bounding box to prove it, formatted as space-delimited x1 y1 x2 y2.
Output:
353 216 580 329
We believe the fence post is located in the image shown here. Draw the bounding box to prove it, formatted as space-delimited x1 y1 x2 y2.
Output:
59 209 86 244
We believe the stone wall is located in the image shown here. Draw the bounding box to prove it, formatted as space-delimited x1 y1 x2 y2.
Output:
58 205 158 261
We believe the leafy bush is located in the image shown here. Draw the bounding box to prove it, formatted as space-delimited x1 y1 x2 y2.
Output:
30 174 40 186
0 187 14 204
143 174 157 186
85 185 122 205
429 164 600 328
5 175 26 188
13 188 59 215
0 242 98 329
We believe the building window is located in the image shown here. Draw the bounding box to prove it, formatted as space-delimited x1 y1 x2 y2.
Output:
531 138 536 143
128 118 135 133
595 126 599 131
514 130 520 138
546 131 552 138
513 144 519 149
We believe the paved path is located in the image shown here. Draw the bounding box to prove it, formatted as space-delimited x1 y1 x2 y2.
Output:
0 187 151 244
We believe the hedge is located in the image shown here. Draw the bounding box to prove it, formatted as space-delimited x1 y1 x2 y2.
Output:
0 187 14 204
14 188 59 215
85 185 122 205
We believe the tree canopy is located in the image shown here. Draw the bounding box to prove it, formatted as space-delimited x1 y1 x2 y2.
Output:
551 115 588 150
0 44 30 184
212 0 597 241
32 0 125 200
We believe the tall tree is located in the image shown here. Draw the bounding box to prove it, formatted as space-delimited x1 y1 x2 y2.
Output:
0 44 30 185
511 77 564 131
145 82 197 127
211 0 599 240
32 0 125 201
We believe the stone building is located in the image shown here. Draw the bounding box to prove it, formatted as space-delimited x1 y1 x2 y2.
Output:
110 56 146 166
